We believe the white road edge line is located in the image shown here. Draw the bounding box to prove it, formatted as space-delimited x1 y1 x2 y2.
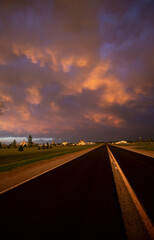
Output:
107 145 154 240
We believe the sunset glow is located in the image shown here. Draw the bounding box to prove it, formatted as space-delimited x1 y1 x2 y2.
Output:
0 0 153 142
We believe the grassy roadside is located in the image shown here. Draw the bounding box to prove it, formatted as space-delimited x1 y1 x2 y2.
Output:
0 145 98 172
114 143 154 151
133 146 154 151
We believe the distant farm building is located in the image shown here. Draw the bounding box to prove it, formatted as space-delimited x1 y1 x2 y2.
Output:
86 141 95 145
62 141 68 146
115 140 127 144
77 140 86 145
20 139 28 146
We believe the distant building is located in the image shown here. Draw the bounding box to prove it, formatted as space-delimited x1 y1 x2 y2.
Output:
115 140 127 144
70 143 76 146
62 141 68 146
20 139 28 146
77 140 86 145
51 141 55 145
86 141 95 145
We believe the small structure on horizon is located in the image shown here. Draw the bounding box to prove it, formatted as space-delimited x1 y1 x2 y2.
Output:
20 139 28 146
86 141 95 145
77 140 86 145
62 141 68 146
115 140 127 144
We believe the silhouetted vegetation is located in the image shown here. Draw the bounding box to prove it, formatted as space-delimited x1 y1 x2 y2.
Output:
28 135 33 147
42 143 45 149
46 142 49 149
18 145 24 151
11 140 17 148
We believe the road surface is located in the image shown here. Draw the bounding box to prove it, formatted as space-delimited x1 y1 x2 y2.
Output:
0 145 153 239
0 145 126 239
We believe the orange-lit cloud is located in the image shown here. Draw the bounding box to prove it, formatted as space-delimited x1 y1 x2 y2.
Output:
12 44 89 73
83 62 110 90
61 56 88 72
82 62 134 105
0 106 74 135
1 95 13 103
50 102 60 112
17 105 31 121
25 87 42 105
84 112 124 127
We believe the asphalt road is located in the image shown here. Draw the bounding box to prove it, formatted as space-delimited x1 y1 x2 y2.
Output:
0 145 126 239
108 144 154 224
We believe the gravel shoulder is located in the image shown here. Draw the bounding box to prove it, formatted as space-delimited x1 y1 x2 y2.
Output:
0 145 100 194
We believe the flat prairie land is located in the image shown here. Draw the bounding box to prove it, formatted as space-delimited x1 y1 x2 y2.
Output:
0 145 97 172
114 142 154 158
116 142 154 151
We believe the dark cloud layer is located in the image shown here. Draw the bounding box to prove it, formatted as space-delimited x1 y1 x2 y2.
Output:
0 0 153 142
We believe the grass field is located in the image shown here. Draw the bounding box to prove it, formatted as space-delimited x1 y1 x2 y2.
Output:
115 142 154 151
0 145 97 172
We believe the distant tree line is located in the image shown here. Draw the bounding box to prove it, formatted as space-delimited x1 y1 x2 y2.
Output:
0 135 54 151
38 142 52 150
135 137 153 143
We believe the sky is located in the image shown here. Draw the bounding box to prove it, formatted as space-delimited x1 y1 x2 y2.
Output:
0 0 154 143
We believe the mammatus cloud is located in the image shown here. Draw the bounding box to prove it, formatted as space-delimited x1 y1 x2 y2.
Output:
0 0 153 141
82 62 134 105
84 112 124 127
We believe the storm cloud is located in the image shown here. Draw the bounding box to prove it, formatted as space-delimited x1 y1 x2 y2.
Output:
0 0 153 141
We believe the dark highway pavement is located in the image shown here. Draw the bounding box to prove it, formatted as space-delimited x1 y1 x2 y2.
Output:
0 145 126 239
108 144 154 224
0 144 154 239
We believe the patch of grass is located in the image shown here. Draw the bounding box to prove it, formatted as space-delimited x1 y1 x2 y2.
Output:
134 146 154 151
115 142 154 151
0 145 97 172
